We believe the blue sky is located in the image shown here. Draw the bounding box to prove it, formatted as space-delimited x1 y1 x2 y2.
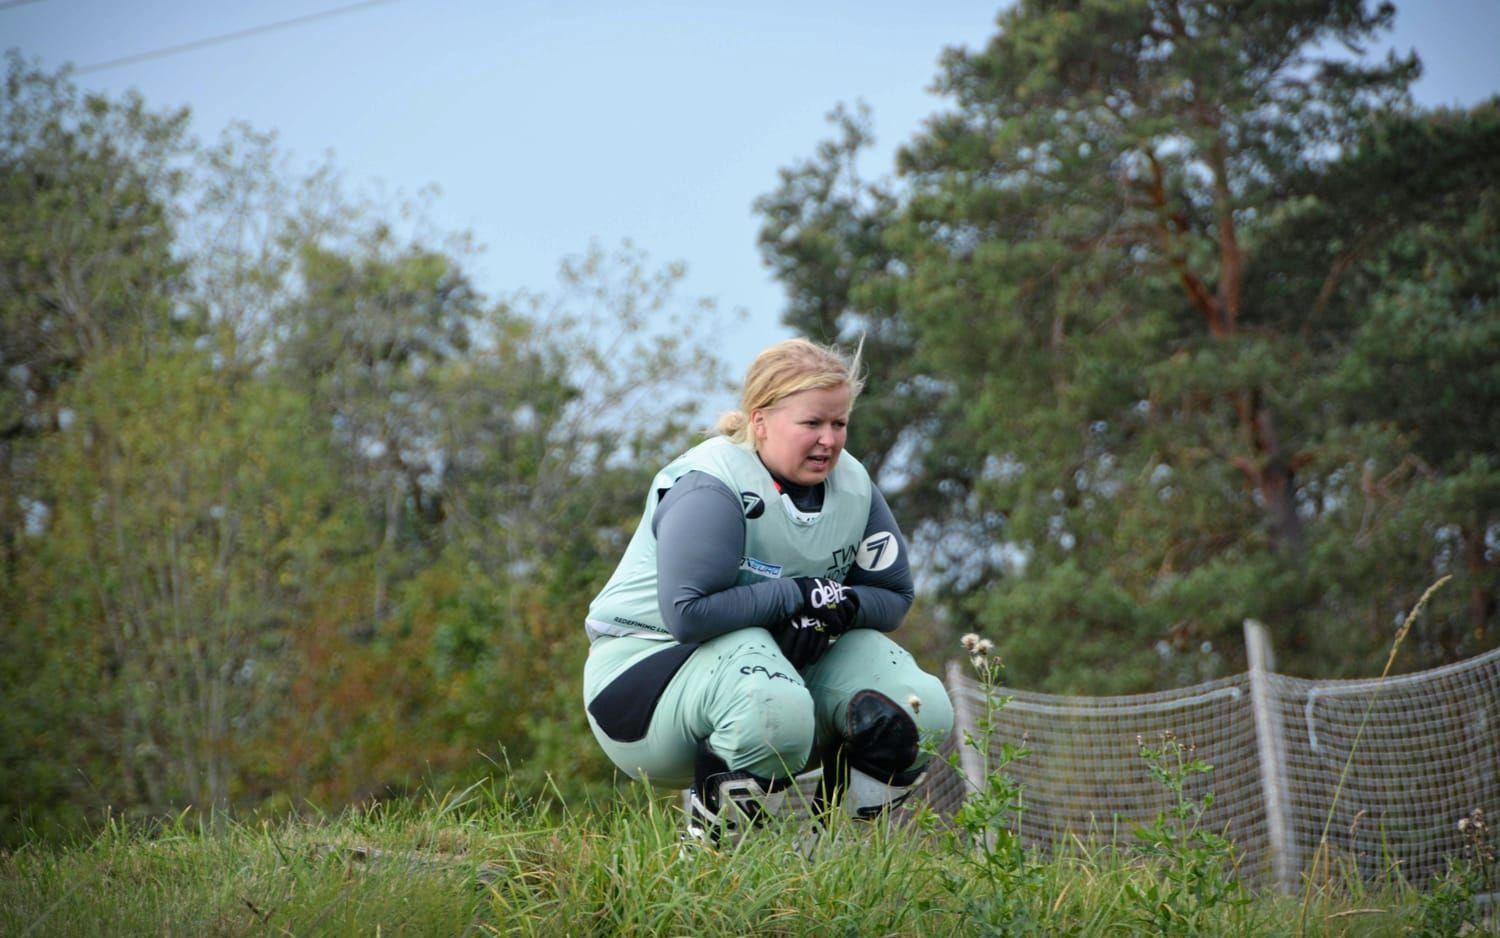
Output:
7 0 1499 394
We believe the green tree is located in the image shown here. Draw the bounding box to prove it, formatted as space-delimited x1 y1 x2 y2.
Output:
261 241 728 806
1 53 201 839
9 346 356 826
756 105 920 486
1319 177 1500 662
0 52 191 584
275 232 480 632
2 56 733 835
759 1 1500 688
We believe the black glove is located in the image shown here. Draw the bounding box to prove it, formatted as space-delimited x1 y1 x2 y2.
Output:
772 615 833 671
792 577 860 635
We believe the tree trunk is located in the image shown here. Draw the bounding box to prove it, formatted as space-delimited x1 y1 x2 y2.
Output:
1152 134 1304 552
1467 523 1494 643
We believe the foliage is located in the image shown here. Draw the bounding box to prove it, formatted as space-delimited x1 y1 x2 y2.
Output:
1 779 1473 936
1126 733 1249 935
0 54 725 844
757 1 1500 690
6 0 1500 860
24 346 355 820
923 636 1043 935
1412 807 1495 938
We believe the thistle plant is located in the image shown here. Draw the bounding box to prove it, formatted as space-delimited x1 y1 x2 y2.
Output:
1418 807 1496 936
1456 807 1495 890
1125 732 1248 936
922 633 1040 935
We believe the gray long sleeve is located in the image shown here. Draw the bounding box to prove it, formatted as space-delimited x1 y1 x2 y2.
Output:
652 472 801 643
653 471 915 642
843 485 915 633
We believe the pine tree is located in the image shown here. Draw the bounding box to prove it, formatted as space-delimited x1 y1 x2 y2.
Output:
759 1 1500 688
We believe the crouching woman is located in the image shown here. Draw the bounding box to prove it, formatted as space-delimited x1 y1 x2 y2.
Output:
581 338 954 840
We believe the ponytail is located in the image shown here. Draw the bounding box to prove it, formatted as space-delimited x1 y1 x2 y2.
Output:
716 409 751 442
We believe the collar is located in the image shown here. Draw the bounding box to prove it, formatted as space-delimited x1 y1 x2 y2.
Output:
756 454 826 514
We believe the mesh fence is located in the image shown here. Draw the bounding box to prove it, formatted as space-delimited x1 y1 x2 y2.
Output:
1270 656 1500 887
926 645 1500 891
937 671 1271 874
909 729 969 822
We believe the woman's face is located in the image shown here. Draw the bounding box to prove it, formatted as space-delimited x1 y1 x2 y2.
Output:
752 384 852 486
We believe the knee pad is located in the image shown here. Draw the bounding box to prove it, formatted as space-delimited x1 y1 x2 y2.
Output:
845 689 924 783
687 740 792 846
820 689 927 819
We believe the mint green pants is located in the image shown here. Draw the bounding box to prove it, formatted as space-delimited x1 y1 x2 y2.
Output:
582 627 954 788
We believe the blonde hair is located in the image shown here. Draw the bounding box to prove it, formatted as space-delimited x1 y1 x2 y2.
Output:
716 337 865 444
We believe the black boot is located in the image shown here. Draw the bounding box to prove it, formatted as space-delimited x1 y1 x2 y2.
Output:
685 740 790 846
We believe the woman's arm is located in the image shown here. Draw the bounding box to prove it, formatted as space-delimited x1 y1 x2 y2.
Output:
654 472 801 643
843 485 915 633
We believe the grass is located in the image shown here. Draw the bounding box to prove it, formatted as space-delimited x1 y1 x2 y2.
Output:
0 782 1469 937
8 582 1485 935
1301 575 1453 932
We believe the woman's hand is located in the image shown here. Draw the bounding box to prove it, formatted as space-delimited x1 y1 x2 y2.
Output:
772 615 833 670
792 577 860 634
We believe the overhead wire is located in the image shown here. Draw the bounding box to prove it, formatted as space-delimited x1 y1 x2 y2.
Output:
75 0 407 75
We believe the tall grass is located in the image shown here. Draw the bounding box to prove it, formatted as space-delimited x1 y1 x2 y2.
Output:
0 782 1453 936
6 592 1485 936
1299 576 1457 936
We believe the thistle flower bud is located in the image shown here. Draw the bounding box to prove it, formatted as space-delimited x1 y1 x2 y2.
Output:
907 694 922 714
976 638 994 656
961 633 980 652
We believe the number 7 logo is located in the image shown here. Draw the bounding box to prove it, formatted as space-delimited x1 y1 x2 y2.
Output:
856 531 898 572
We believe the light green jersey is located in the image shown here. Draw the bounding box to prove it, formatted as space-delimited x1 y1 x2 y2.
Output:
586 436 873 640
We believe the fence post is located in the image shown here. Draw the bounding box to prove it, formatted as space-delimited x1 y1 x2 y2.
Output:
945 660 985 794
1244 619 1295 893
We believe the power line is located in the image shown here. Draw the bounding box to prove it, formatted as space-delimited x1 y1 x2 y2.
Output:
75 0 405 75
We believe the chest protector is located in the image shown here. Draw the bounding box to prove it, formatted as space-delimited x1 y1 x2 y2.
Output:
587 436 873 640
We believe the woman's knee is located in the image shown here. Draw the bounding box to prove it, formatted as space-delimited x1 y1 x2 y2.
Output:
701 630 816 778
817 632 955 776
901 666 954 738
716 670 816 779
